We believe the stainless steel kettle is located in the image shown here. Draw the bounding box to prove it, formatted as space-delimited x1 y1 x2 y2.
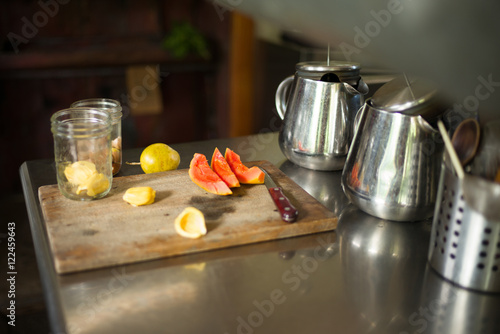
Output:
275 61 368 171
341 76 445 221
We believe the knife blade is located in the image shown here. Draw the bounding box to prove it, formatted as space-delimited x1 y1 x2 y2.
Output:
259 167 298 223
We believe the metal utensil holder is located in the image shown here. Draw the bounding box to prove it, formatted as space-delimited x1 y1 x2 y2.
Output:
428 159 500 293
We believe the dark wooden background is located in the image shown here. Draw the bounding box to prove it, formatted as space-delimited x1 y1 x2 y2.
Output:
0 0 301 195
0 0 231 194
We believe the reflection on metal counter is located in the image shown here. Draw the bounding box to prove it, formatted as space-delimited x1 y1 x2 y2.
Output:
415 265 500 334
337 205 432 333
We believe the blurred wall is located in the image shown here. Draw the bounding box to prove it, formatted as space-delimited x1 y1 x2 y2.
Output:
0 0 232 193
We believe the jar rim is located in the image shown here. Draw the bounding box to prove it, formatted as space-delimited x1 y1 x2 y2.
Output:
70 98 123 121
51 107 112 138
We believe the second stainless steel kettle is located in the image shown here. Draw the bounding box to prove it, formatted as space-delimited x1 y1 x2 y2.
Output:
341 76 445 221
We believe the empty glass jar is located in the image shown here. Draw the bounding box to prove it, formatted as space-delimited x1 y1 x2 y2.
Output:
71 98 123 175
51 107 113 200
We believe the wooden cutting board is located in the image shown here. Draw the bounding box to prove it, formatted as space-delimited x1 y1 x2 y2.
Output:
38 161 338 274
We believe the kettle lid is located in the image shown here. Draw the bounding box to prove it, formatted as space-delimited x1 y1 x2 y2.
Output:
296 61 360 73
295 61 361 82
371 75 437 114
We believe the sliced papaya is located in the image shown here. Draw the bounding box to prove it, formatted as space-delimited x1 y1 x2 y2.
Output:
224 148 265 184
189 153 232 195
211 147 240 188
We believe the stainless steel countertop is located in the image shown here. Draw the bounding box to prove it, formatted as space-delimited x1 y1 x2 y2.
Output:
20 132 500 334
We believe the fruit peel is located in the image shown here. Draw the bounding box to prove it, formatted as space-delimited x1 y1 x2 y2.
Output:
174 207 207 239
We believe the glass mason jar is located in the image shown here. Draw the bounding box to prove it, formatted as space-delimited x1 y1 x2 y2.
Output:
70 98 123 175
51 107 113 201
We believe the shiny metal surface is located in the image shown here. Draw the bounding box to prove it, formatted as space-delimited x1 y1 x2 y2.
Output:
278 160 349 216
337 205 432 333
429 162 500 292
276 62 368 171
418 265 500 334
294 61 362 86
20 133 500 334
371 75 438 119
342 100 444 221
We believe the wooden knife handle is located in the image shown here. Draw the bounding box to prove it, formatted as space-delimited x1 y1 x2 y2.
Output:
268 187 298 223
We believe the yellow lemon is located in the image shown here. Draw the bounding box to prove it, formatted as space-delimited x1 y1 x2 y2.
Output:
174 207 206 239
140 143 180 174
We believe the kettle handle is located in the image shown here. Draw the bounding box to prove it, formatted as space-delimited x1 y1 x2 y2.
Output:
275 76 294 120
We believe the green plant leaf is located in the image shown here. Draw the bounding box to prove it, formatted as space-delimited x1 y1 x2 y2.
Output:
162 21 211 60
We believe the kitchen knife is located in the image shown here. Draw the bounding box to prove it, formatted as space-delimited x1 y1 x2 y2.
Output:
260 167 298 223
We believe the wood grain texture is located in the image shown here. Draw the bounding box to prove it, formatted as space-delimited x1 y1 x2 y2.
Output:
38 161 337 274
228 12 255 137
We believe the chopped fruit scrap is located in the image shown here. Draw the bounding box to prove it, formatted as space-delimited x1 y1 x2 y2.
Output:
84 172 110 197
64 161 110 197
211 147 240 188
65 161 97 186
189 153 232 195
224 148 265 184
123 187 156 206
175 207 207 239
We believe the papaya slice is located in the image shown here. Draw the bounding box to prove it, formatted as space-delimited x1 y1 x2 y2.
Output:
224 148 265 184
189 153 232 195
211 147 240 188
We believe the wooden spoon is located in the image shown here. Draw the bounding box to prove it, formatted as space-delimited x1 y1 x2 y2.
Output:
438 120 464 179
451 118 481 166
